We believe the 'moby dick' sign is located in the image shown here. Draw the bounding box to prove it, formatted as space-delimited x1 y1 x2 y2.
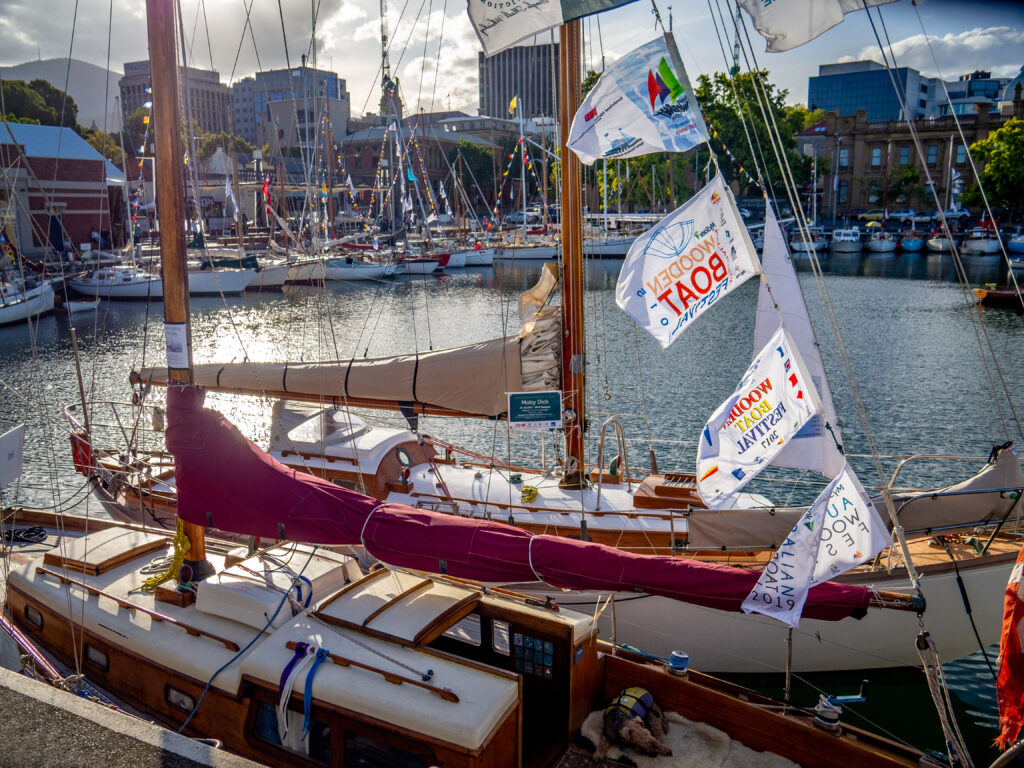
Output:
615 172 760 348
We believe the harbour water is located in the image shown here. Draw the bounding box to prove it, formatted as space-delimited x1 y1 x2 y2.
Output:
1 252 1022 763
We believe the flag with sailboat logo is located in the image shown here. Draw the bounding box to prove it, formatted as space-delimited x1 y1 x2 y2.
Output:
469 0 642 56
697 325 822 509
738 0 896 53
741 462 890 627
616 172 759 348
568 34 708 165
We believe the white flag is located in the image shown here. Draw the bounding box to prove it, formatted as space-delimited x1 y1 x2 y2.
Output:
616 172 759 348
568 34 708 165
346 174 356 198
754 206 844 477
738 0 896 53
697 326 822 509
741 462 891 627
224 176 238 222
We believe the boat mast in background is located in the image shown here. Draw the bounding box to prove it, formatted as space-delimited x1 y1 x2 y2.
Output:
559 20 586 489
146 0 214 580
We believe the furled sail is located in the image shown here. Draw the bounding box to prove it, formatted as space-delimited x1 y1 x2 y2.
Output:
165 384 874 621
754 206 844 477
139 264 561 419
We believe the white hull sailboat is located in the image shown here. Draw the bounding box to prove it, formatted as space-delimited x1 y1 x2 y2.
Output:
456 247 495 266
323 258 391 281
0 278 55 326
69 265 163 299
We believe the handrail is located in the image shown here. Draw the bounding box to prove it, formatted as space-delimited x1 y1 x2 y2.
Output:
595 415 633 512
35 567 240 651
885 453 992 491
284 640 458 702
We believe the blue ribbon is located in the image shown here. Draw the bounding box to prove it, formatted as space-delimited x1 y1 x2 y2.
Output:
303 648 330 740
278 642 309 696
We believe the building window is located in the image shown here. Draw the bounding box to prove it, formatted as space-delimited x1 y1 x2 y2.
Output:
839 148 849 168
871 147 882 167
898 146 910 166
956 143 967 163
838 180 848 204
927 144 938 165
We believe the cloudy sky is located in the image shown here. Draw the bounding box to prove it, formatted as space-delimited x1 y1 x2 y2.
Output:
1 0 1022 116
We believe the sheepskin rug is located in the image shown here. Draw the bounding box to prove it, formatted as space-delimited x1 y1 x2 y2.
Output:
579 709 800 768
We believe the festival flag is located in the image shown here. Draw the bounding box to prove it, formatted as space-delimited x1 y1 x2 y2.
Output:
469 0 641 56
407 167 418 183
261 174 272 216
740 462 890 627
738 0 896 53
754 206 844 477
568 34 708 165
615 172 759 348
999 543 1024 749
346 174 356 198
696 325 822 509
508 95 518 114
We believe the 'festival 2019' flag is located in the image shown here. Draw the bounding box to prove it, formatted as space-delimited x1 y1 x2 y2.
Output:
568 34 708 165
469 0 641 56
738 0 896 53
740 463 891 627
615 172 759 348
697 325 821 509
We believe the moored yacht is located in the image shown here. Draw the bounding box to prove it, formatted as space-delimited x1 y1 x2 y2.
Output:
865 228 898 253
829 226 862 252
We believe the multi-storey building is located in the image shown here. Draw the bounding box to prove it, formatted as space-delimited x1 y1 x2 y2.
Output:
478 42 559 119
119 61 231 132
808 61 1013 123
232 62 350 148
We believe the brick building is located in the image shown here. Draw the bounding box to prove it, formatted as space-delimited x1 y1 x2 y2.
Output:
0 124 125 256
822 106 1012 216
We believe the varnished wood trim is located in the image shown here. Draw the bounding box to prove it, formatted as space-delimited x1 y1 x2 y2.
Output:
316 567 390 611
35 566 240 651
285 640 459 702
414 594 481 645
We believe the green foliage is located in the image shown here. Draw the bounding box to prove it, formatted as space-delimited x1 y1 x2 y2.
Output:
84 129 123 165
1 79 80 129
582 70 601 98
784 105 827 131
962 118 1024 212
4 112 41 125
449 138 495 201
197 130 255 162
695 70 810 196
886 163 921 204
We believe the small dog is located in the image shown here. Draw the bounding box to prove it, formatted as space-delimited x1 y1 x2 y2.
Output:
594 686 672 759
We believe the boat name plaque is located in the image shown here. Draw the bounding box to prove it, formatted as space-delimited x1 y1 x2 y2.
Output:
508 391 563 431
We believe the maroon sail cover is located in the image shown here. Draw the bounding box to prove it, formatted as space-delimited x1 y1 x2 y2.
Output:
166 385 872 621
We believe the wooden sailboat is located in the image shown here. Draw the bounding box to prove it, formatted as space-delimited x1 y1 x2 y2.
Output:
2 12 952 765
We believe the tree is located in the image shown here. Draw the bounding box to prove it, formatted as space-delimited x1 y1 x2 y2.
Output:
694 70 811 198
28 78 79 129
196 130 254 162
84 129 123 165
448 138 494 211
1 80 57 125
962 118 1024 213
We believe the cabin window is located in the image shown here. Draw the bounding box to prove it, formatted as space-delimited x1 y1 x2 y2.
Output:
23 605 42 629
492 620 510 656
344 731 427 768
84 644 108 671
165 686 195 713
441 613 481 646
253 701 331 764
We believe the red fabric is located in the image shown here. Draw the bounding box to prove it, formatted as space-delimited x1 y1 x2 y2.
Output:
997 544 1024 749
165 385 873 622
261 175 272 216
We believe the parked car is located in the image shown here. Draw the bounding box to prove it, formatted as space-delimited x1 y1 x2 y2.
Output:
857 209 886 222
941 208 970 225
911 210 937 225
504 211 541 225
890 209 916 224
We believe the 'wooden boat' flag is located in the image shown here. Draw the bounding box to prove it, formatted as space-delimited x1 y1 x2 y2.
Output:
568 34 708 165
738 0 896 52
740 462 890 628
615 173 759 348
470 0 641 56
696 325 821 509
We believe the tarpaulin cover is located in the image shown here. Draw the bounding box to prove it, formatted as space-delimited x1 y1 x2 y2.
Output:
166 385 873 621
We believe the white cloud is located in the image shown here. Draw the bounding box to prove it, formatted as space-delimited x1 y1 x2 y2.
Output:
838 26 1024 81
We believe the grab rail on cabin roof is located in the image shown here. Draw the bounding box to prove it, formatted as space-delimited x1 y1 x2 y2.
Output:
35 566 240 651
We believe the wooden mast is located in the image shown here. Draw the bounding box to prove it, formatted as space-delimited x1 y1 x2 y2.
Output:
558 20 586 489
146 0 214 580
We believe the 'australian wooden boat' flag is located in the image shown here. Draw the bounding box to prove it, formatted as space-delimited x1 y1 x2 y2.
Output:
469 0 641 56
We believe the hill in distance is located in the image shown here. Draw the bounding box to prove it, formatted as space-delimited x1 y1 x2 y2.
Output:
0 58 122 131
